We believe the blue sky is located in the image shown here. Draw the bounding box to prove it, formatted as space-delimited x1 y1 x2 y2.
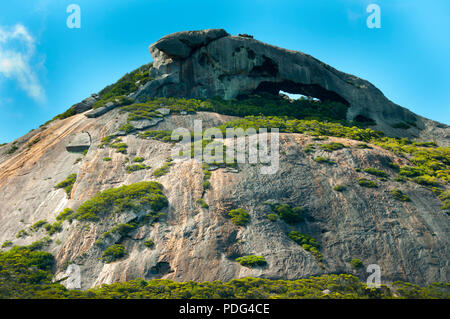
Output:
0 0 449 143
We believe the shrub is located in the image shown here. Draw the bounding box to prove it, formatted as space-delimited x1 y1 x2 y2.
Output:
358 178 378 188
110 142 128 154
55 173 77 198
138 130 173 142
333 185 346 192
363 167 388 178
56 208 75 222
319 142 345 152
126 163 150 173
266 213 278 221
394 176 407 183
103 157 112 162
235 255 267 267
196 198 209 208
72 181 168 221
439 190 450 210
101 244 126 263
355 143 371 149
1 240 13 248
16 229 28 238
387 161 400 171
350 258 363 268
143 239 154 248
111 223 136 237
390 189 411 202
7 145 19 154
118 123 135 134
228 209 249 226
202 180 211 190
288 231 322 261
399 166 423 178
45 221 63 236
273 204 304 224
132 157 145 163
31 220 49 232
413 175 439 186
313 156 335 164
153 162 172 177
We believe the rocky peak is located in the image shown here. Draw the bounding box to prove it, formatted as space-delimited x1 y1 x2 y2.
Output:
135 29 449 143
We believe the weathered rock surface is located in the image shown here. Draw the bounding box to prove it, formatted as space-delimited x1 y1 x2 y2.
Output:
132 29 449 144
66 132 91 152
0 109 447 289
70 94 100 114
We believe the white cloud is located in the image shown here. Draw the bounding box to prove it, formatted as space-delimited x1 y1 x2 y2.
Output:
0 24 46 103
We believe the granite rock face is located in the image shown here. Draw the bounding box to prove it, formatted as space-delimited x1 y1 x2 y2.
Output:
0 110 447 289
134 29 449 143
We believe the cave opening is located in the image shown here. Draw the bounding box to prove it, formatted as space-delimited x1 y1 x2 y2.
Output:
252 80 350 106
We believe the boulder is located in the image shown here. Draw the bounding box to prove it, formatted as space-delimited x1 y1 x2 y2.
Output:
66 132 91 152
129 117 164 130
135 29 449 142
70 94 99 113
85 102 118 118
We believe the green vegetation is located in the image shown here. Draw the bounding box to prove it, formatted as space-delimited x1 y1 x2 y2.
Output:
350 258 363 269
125 163 150 173
319 142 346 152
202 180 211 191
55 173 77 198
132 156 145 163
196 198 209 209
101 136 128 154
103 157 112 162
93 63 152 110
101 244 126 263
31 220 49 232
358 178 378 188
96 223 137 245
390 189 411 202
0 244 448 298
288 231 322 261
138 130 174 142
118 123 135 134
16 229 28 238
27 138 40 148
228 208 250 226
44 221 63 236
439 190 450 210
235 255 267 268
333 185 346 192
1 240 13 248
143 239 154 248
266 213 278 221
363 167 388 178
27 237 52 251
110 141 128 154
313 156 335 164
355 143 371 149
72 181 168 222
7 144 19 154
387 161 400 171
272 204 304 224
152 161 173 177
56 208 75 222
